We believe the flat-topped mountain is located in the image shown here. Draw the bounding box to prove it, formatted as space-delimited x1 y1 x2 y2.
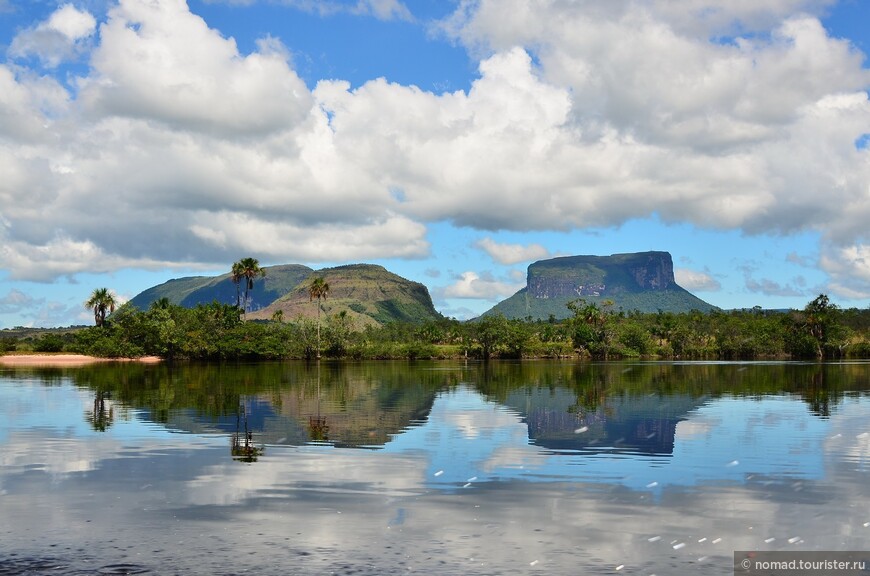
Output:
484 251 716 319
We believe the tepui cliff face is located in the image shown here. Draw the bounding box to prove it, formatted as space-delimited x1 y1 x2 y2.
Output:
528 251 676 299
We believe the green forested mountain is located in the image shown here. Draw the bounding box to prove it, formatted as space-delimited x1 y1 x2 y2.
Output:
129 264 313 312
249 264 441 326
130 263 442 327
484 251 717 319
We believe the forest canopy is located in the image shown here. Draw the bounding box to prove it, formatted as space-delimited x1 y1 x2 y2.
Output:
3 294 868 362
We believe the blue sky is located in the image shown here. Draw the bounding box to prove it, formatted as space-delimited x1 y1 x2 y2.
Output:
0 0 869 327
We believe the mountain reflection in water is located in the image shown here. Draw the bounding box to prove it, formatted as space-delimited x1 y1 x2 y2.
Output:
0 360 868 575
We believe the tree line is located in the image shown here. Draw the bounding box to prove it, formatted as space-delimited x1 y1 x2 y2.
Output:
7 287 869 361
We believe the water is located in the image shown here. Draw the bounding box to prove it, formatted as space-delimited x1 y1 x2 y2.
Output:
0 361 868 575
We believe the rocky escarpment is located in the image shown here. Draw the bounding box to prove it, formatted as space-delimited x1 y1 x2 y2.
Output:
528 251 676 299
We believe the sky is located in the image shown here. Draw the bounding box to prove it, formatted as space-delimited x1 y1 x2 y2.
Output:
0 0 869 328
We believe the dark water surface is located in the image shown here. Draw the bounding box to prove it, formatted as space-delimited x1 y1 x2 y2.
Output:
1 361 868 575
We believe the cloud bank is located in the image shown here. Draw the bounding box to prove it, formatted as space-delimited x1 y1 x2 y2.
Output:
1 0 868 299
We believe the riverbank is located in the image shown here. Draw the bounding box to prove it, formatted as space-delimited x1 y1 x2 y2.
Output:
0 354 162 367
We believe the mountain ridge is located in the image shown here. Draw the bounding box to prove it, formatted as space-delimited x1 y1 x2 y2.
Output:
128 264 314 313
248 264 441 326
129 263 442 326
129 251 715 325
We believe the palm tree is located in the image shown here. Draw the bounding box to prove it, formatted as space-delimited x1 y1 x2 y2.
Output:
150 297 172 310
235 257 266 319
308 277 329 359
85 288 117 327
231 260 245 311
803 294 839 359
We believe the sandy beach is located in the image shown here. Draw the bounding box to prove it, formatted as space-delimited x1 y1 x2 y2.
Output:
0 354 162 367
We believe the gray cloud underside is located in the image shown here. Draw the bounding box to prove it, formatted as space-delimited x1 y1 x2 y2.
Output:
1 0 869 296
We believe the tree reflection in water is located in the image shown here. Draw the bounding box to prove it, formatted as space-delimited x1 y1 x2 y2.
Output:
86 390 114 432
231 397 263 462
308 361 329 442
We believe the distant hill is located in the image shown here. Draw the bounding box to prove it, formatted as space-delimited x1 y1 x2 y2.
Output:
130 263 442 326
129 264 313 312
484 251 717 319
249 264 442 326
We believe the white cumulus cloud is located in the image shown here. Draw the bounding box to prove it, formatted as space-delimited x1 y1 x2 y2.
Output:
820 243 870 299
443 271 524 300
77 0 312 136
0 289 44 314
434 0 870 296
475 237 550 265
0 0 868 302
9 4 96 67
675 269 722 292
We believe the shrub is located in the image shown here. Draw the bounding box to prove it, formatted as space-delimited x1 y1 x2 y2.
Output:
0 337 18 353
618 324 653 356
402 341 438 360
33 334 66 353
846 340 870 359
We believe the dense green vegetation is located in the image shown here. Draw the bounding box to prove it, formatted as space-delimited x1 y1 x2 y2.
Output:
3 294 868 361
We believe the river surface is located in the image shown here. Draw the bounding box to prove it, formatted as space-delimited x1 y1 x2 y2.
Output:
0 360 868 575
